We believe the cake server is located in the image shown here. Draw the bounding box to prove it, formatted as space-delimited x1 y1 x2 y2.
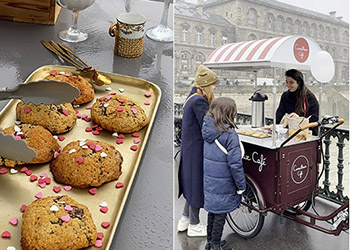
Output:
0 80 80 105
0 132 37 162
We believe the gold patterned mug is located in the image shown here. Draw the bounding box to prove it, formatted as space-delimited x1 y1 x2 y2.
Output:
109 13 147 58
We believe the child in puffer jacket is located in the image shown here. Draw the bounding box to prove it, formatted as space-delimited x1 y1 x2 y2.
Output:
202 97 246 250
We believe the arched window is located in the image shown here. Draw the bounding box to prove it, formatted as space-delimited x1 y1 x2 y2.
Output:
343 49 348 60
248 33 257 41
341 66 349 81
266 13 275 30
310 23 317 38
180 51 191 73
333 28 338 42
276 15 284 30
209 28 217 46
302 21 309 35
195 53 204 69
318 25 324 39
343 30 349 43
294 19 301 33
285 18 293 32
247 8 257 26
326 27 331 40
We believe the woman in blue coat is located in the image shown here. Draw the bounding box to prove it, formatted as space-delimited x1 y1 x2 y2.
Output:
202 97 246 250
178 65 218 237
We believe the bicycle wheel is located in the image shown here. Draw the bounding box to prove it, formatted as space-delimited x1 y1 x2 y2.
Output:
226 180 265 238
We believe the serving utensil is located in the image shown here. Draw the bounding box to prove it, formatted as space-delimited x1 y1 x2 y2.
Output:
0 80 80 105
0 133 37 161
41 40 111 86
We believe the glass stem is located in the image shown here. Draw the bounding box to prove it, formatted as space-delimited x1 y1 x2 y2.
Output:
160 0 170 27
71 10 80 31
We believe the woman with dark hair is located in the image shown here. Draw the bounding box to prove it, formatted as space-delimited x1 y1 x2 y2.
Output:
276 69 319 135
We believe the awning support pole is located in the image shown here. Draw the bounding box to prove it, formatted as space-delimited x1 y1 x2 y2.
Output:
318 81 322 136
272 68 277 147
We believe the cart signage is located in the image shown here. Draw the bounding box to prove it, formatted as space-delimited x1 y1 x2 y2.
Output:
243 151 266 172
293 37 309 63
291 155 310 184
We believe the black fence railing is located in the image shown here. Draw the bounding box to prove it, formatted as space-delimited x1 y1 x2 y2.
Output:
174 103 349 205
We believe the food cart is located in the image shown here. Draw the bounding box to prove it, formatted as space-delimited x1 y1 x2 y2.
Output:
204 35 349 238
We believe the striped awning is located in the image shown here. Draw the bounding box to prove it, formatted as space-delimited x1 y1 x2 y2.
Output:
204 35 322 71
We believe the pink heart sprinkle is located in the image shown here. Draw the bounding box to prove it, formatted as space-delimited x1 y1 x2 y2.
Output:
50 71 57 76
117 134 125 139
53 151 59 158
64 73 70 77
105 95 111 100
77 113 82 118
40 173 48 178
87 142 96 150
44 177 51 184
95 239 103 248
74 109 79 114
84 117 91 122
144 101 151 105
9 217 18 226
75 157 84 164
89 188 97 195
14 135 22 140
118 99 125 103
25 170 33 176
30 175 38 182
97 232 104 239
61 215 70 222
38 178 45 184
110 92 117 95
96 126 103 131
64 205 73 211
92 125 98 129
81 114 88 119
116 182 124 188
59 147 63 152
134 139 141 144
85 127 92 132
130 145 138 151
131 108 138 114
1 231 11 238
21 204 27 212
24 107 31 114
100 207 108 213
35 192 42 199
117 107 124 112
86 105 92 110
53 186 61 193
0 168 8 174
64 185 72 191
144 92 151 97
116 139 124 145
62 110 69 116
92 130 100 135
20 167 28 173
95 145 103 151
38 182 46 188
58 136 65 141
101 222 110 228
99 97 105 101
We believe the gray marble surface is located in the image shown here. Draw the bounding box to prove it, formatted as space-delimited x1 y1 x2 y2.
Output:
0 0 173 249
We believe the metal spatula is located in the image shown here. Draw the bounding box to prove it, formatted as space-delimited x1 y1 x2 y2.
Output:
0 132 37 162
0 80 80 105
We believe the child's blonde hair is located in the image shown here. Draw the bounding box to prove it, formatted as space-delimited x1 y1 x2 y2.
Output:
207 97 238 134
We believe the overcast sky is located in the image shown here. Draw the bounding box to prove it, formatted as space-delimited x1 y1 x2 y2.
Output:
277 0 349 23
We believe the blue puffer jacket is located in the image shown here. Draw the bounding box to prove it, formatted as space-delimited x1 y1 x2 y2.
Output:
202 116 246 214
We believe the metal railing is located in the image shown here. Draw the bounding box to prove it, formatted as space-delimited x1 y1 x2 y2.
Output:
174 103 349 205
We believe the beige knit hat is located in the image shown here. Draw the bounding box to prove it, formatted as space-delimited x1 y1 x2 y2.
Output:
195 65 218 87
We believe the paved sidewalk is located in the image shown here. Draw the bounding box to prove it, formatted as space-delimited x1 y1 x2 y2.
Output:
174 151 349 250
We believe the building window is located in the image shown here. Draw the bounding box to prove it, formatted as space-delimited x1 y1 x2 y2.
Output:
294 20 301 33
195 54 203 68
276 16 283 30
326 27 331 40
285 18 292 32
302 21 309 35
222 36 228 45
247 8 257 26
266 14 275 30
210 33 216 46
344 49 348 60
181 52 190 72
182 28 188 43
341 66 349 81
196 31 202 44
333 28 338 42
310 23 317 38
343 31 349 43
248 34 257 41
318 25 324 39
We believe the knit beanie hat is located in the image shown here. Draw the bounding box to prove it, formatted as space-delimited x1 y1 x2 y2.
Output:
195 65 218 87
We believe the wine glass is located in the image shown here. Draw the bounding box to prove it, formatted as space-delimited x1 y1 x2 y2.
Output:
146 0 173 42
56 0 96 43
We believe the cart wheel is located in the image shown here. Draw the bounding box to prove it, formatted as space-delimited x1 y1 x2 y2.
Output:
226 180 264 238
283 200 312 216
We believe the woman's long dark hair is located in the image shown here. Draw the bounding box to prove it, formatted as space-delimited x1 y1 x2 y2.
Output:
285 69 309 116
206 97 238 134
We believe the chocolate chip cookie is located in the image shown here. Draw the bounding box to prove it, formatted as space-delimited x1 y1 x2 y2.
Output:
50 139 123 188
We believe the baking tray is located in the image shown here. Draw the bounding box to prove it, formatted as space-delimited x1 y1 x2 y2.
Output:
0 65 161 249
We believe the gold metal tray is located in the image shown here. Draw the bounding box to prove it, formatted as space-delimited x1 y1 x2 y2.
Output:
237 130 271 138
0 65 161 249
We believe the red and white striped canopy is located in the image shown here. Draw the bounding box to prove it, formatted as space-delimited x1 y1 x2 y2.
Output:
204 35 321 71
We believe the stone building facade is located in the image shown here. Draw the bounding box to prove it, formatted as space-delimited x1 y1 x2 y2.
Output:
174 0 349 85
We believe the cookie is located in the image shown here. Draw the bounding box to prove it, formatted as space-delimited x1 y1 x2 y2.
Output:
0 124 60 167
21 195 97 250
90 94 149 133
45 71 95 105
16 102 77 134
50 139 123 188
